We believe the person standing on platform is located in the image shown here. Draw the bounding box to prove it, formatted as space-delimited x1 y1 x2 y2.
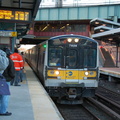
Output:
0 49 10 116
0 49 9 73
0 48 15 116
10 48 24 86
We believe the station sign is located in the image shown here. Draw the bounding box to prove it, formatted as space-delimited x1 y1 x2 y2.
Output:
0 8 31 22
0 31 17 37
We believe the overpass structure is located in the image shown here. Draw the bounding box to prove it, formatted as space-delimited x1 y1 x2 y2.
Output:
21 3 120 44
21 3 120 67
0 1 120 54
36 4 120 22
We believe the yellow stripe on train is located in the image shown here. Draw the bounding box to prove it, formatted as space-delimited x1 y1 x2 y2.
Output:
47 70 97 80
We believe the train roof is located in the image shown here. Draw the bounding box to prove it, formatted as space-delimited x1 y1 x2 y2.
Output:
49 34 98 43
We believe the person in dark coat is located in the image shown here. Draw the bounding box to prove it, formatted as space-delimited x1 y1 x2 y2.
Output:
3 48 15 83
0 48 15 116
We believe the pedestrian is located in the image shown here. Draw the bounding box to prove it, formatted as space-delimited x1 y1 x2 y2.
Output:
0 49 9 73
0 48 15 116
0 49 11 116
10 48 24 86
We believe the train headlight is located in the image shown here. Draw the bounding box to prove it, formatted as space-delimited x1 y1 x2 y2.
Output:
74 38 79 43
67 38 72 42
55 71 60 75
85 71 89 76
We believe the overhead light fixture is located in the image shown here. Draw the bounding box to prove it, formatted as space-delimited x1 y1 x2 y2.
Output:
41 24 49 31
95 22 99 24
102 24 106 26
60 26 65 29
108 38 113 41
100 29 104 32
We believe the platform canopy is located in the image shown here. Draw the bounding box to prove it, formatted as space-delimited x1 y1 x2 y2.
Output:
90 18 120 46
92 28 120 45
90 18 120 27
0 0 42 38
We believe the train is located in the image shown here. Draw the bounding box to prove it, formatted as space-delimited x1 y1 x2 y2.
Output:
25 34 99 104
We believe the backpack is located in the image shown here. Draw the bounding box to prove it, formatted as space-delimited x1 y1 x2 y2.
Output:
0 73 10 95
0 49 9 73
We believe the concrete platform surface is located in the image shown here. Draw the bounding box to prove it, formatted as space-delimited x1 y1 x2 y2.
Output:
0 63 64 120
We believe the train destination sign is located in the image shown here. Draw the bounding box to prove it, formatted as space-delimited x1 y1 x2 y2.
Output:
0 9 31 22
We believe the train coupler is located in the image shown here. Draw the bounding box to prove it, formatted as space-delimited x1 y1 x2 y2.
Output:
67 88 77 99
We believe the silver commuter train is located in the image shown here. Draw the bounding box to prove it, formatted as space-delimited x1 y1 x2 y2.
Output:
25 34 99 104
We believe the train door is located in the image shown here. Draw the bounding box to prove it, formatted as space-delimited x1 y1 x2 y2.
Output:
65 47 79 83
37 47 41 73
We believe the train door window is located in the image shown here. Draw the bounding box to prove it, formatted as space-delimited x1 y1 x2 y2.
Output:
48 47 62 67
66 50 77 68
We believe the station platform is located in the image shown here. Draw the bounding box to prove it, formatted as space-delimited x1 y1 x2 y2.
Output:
99 67 120 81
1 63 64 120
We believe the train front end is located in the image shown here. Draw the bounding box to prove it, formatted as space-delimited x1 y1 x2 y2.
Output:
44 35 99 104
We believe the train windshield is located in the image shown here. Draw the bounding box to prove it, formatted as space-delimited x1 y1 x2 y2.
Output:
48 37 97 68
80 48 96 68
48 47 62 66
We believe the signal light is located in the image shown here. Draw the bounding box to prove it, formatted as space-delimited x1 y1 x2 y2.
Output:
43 44 46 48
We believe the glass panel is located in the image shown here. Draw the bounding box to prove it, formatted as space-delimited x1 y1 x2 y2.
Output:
83 49 96 68
48 47 62 66
67 50 77 67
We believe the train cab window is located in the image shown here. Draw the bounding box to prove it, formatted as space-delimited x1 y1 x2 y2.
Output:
48 47 62 67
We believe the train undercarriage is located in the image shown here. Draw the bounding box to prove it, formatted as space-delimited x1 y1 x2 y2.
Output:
46 83 96 104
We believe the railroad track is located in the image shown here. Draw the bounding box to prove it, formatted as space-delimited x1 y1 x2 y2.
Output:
54 85 120 120
85 97 120 120
96 86 120 105
55 103 99 120
51 78 120 120
94 86 120 119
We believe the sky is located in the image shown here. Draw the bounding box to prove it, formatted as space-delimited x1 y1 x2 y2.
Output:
40 0 120 7
80 0 120 3
80 0 119 1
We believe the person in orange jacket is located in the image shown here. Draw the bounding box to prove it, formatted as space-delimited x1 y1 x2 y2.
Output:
10 48 24 86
